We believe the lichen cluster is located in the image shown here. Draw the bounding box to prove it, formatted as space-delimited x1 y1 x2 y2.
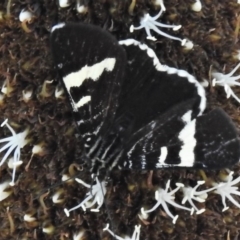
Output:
0 0 240 239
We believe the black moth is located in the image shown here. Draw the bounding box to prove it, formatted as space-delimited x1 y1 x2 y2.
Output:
50 22 240 177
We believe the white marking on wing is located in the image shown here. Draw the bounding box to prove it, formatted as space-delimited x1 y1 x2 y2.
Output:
51 23 66 32
77 120 84 125
129 160 132 168
156 111 196 168
63 58 116 111
166 66 206 115
158 146 168 163
82 132 92 138
119 39 165 71
178 110 196 166
141 155 146 168
127 142 137 158
88 137 101 156
93 122 104 135
101 137 117 160
110 151 123 169
63 58 116 91
76 96 91 108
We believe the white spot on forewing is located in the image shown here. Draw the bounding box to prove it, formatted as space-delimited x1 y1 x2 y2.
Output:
76 96 91 108
181 110 192 122
63 58 116 111
77 120 84 125
51 23 66 32
63 58 116 91
158 146 168 163
178 110 196 166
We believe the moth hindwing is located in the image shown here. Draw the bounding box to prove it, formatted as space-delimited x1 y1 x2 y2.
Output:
50 22 240 173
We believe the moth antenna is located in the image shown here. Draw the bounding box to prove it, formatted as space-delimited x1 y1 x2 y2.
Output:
32 171 83 200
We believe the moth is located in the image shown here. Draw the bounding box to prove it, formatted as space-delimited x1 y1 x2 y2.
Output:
50 22 240 177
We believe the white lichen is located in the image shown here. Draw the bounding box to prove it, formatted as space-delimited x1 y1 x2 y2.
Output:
19 9 33 22
55 86 64 99
73 230 85 240
191 0 202 12
201 79 209 87
25 142 46 171
233 50 240 61
24 212 36 222
22 88 33 102
1 76 14 96
59 0 70 8
179 181 217 214
31 143 44 156
138 207 149 221
182 39 194 50
38 80 54 98
42 221 55 234
142 180 191 224
0 119 29 186
103 224 141 240
130 6 187 45
0 180 12 201
1 80 8 94
52 188 65 204
76 0 88 13
23 214 36 222
212 62 240 103
61 173 73 183
153 0 166 10
212 171 240 212
7 157 23 169
64 176 106 216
